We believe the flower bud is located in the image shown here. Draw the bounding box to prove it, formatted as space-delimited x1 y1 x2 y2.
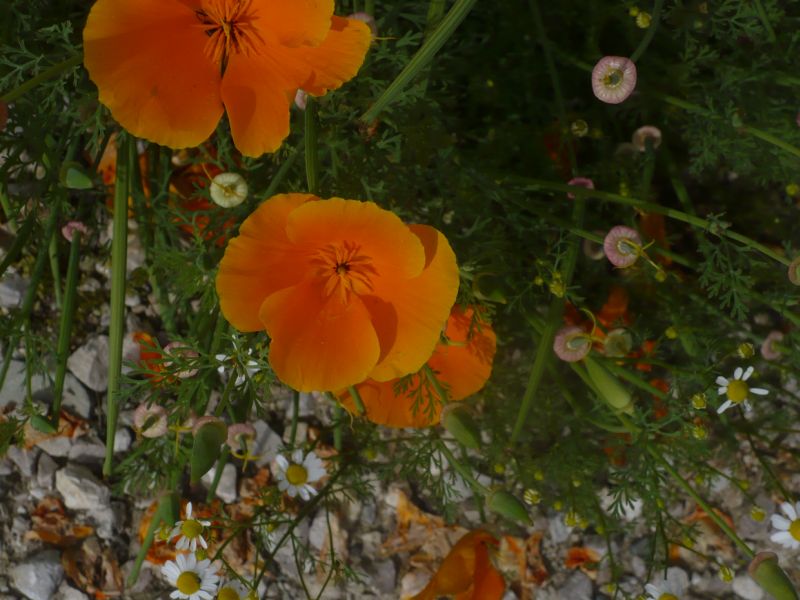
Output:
750 506 766 522
523 489 541 505
487 489 531 524
691 392 707 410
748 552 800 600
789 257 800 286
737 342 755 358
570 119 589 138
585 356 633 411
440 404 481 449
210 172 248 208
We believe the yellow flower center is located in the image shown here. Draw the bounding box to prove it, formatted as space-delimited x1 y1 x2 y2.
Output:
313 242 377 303
181 519 204 539
726 380 748 403
789 519 800 541
286 464 309 486
218 587 240 600
176 571 201 595
603 68 623 88
659 594 678 600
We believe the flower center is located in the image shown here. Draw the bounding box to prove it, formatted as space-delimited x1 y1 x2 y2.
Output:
312 242 378 303
196 0 261 70
726 380 749 403
286 464 309 486
789 519 800 541
603 68 623 88
176 571 201 595
180 519 204 539
658 594 678 600
566 333 590 352
218 587 240 600
616 238 639 256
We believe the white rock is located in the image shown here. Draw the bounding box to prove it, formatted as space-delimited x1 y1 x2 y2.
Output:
0 361 49 408
54 581 89 600
7 446 39 478
37 436 72 457
400 571 429 599
55 463 110 510
10 550 64 600
60 375 92 419
68 437 105 465
309 511 348 562
733 574 764 600
201 463 238 504
36 453 58 490
67 336 109 392
114 428 132 454
0 271 28 308
556 571 592 600
252 420 283 467
371 559 396 594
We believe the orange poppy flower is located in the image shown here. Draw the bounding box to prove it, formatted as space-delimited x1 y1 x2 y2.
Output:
412 530 505 600
216 194 459 392
83 0 371 157
339 305 496 428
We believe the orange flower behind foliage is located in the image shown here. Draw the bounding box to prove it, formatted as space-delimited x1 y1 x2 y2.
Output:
216 194 459 392
83 0 371 157
412 530 505 600
339 306 496 428
133 332 166 383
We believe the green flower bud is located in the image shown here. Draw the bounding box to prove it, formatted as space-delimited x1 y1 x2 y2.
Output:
748 552 800 600
440 404 481 449
487 489 531 524
585 357 632 412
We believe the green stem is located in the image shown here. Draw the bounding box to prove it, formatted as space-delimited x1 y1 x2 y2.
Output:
0 54 82 103
50 231 81 425
347 385 366 415
365 0 375 15
648 445 755 558
361 0 478 122
103 136 133 478
437 440 489 495
263 149 299 199
518 177 790 266
48 235 61 309
0 210 36 280
289 390 300 446
206 446 230 503
304 97 319 195
629 0 664 63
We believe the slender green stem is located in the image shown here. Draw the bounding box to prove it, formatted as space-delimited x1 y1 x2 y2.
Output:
263 149 299 199
361 0 478 122
289 390 300 446
347 385 366 415
304 98 319 195
0 187 15 232
648 445 754 558
0 210 36 280
365 0 375 15
517 177 791 266
103 136 133 478
629 0 664 62
752 0 777 43
50 231 81 425
437 440 489 495
0 54 82 103
48 235 61 309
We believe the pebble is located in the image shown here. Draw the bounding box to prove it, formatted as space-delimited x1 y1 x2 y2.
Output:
7 447 39 478
67 437 105 465
371 559 396 594
36 436 72 458
555 571 592 600
67 336 109 392
55 463 110 511
35 453 57 490
0 362 49 409
252 420 284 467
54 582 89 600
10 550 64 600
0 271 28 309
200 462 238 504
732 574 763 600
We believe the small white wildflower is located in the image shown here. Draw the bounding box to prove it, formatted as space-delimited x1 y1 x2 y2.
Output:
169 502 211 552
644 567 687 599
215 349 259 387
770 501 800 549
716 366 768 414
274 449 326 501
161 552 219 600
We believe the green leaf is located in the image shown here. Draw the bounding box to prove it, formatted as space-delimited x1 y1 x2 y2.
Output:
190 420 228 484
59 161 93 190
30 415 57 434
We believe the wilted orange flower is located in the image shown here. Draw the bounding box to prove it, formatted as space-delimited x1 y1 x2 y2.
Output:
83 0 371 157
340 305 496 427
412 530 505 600
216 194 459 392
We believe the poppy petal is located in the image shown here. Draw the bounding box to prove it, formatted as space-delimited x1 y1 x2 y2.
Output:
221 51 295 157
369 225 459 381
427 307 496 401
255 0 335 47
216 193 314 331
83 0 223 149
342 375 441 428
293 16 372 96
259 279 381 391
459 542 505 600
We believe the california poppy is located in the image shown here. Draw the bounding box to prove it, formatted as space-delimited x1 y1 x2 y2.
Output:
83 0 371 157
340 306 495 427
412 530 505 600
216 194 459 392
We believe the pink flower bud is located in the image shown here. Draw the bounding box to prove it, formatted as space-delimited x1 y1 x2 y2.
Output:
61 221 89 243
294 89 307 110
553 326 592 362
133 403 168 438
760 331 784 361
632 126 662 152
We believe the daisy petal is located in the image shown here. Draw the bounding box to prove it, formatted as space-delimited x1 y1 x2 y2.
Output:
734 367 743 380
771 514 791 529
743 366 754 380
716 400 732 414
750 387 769 395
715 376 729 386
782 501 797 520
717 387 727 396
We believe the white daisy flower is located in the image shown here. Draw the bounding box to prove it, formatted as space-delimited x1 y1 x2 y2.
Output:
274 449 326 501
216 579 255 600
161 552 219 600
716 366 768 414
770 501 800 549
645 568 686 599
169 502 211 552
